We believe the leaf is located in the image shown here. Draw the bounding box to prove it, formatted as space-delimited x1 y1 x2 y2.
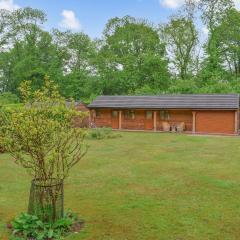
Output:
47 229 54 238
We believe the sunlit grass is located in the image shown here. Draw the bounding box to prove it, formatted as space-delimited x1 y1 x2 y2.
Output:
1 132 240 240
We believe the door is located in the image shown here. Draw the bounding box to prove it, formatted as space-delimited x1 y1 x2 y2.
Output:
144 110 153 130
111 110 119 129
195 110 235 134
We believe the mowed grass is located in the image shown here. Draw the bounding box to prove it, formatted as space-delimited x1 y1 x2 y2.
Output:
1 132 240 240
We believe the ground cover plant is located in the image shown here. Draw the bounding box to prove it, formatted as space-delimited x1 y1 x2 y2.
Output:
8 211 83 240
1 132 240 239
87 127 122 140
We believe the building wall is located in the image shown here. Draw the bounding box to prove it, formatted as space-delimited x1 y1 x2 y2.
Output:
73 103 90 128
122 110 145 130
91 108 237 134
94 109 112 127
75 103 89 112
93 109 193 131
195 110 235 134
156 110 193 131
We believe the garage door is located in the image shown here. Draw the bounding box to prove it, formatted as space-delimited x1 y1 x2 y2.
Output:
196 111 235 134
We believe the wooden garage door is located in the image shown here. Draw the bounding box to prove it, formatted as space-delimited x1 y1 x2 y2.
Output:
196 111 235 134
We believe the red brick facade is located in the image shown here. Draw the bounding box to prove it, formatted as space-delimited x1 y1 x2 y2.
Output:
73 102 90 128
195 110 236 134
91 108 238 135
156 110 193 131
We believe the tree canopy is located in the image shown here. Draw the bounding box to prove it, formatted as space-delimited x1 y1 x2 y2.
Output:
0 2 240 102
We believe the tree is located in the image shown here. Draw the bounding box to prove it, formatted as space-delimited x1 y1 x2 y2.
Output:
53 30 99 100
0 30 65 94
0 9 11 50
214 8 240 77
196 2 238 88
162 17 198 80
0 8 65 96
197 0 234 81
199 0 234 33
0 76 88 222
97 16 169 94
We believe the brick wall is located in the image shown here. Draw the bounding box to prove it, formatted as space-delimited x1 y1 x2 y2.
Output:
75 103 89 112
93 109 193 131
94 109 112 127
73 103 90 128
195 110 235 134
156 110 193 131
122 110 145 130
92 108 237 134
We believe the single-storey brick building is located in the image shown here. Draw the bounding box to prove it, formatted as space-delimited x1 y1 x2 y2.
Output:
67 101 90 127
88 95 240 135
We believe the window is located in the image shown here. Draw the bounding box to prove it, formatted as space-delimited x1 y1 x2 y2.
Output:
96 110 101 118
146 111 153 120
124 110 135 120
160 110 170 120
112 110 118 118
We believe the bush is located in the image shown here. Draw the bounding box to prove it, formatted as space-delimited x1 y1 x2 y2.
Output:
1 78 88 223
88 128 121 140
0 92 19 105
9 211 84 240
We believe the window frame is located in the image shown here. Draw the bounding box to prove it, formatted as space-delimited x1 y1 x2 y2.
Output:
124 110 135 120
146 110 153 120
160 110 170 121
112 110 118 119
96 109 101 119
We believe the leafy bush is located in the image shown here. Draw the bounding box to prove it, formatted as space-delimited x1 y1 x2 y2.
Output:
0 92 19 105
9 211 83 240
88 128 121 140
1 77 88 222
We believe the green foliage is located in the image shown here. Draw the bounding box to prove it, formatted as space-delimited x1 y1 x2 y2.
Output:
214 8 240 77
1 4 240 100
167 79 198 94
0 76 88 181
0 92 19 105
134 85 160 95
97 16 170 95
162 17 198 80
0 77 89 223
10 210 82 240
88 128 122 140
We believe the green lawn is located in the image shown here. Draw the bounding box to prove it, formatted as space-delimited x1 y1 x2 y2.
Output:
1 132 240 240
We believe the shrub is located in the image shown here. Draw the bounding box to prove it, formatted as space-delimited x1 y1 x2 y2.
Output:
0 92 19 105
88 128 121 140
9 211 83 240
0 76 88 222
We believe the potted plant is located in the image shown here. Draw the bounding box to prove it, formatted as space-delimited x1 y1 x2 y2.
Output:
1 76 88 223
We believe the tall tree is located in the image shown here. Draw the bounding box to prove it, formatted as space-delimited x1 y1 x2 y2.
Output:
199 0 234 33
215 8 240 77
0 8 65 95
97 16 169 95
197 0 236 87
52 30 98 100
0 9 11 50
162 17 198 80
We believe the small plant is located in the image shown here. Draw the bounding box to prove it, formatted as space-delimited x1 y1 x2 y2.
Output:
88 127 122 140
9 210 83 240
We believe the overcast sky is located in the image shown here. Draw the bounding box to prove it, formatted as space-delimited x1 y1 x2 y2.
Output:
0 0 240 39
